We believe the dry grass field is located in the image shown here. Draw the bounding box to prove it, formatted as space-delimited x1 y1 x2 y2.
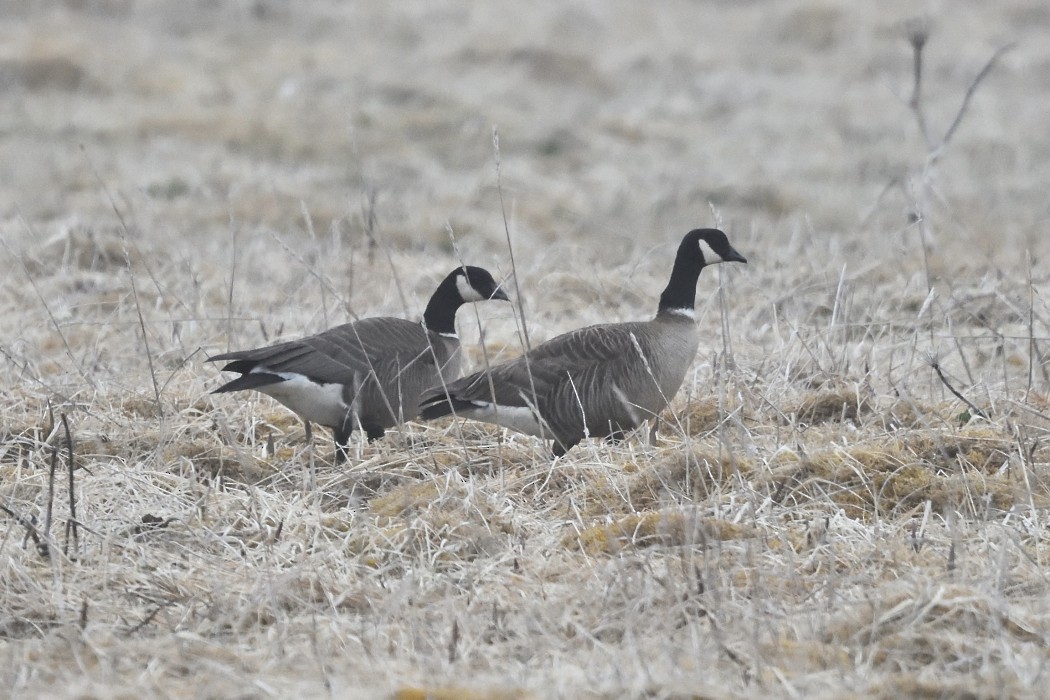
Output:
3 1 1050 697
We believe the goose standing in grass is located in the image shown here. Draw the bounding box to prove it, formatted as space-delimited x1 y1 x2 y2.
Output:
208 266 508 461
418 229 746 456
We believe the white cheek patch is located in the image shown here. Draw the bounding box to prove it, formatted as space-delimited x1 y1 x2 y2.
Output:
697 238 724 264
456 274 486 302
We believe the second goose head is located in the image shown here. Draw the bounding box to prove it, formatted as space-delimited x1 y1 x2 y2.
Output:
423 265 510 336
658 228 748 319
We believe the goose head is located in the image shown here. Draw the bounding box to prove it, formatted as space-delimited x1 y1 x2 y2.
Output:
688 228 748 267
453 266 511 303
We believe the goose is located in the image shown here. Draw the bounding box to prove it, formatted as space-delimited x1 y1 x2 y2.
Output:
208 266 508 461
418 229 746 456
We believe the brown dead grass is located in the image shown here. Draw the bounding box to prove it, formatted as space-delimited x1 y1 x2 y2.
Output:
788 384 869 425
763 421 1038 518
565 509 752 555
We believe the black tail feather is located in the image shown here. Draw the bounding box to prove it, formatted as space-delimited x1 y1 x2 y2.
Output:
218 359 264 375
211 372 285 394
418 396 475 421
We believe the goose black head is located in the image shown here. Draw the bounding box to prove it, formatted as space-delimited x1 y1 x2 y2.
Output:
657 228 746 317
687 228 748 267
452 266 510 303
424 266 509 337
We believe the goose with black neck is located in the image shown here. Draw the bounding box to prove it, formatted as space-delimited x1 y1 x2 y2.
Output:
418 229 746 456
208 265 509 462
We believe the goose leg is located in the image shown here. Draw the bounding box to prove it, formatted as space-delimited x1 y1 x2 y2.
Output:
648 417 660 446
332 421 353 464
363 424 385 442
552 437 580 458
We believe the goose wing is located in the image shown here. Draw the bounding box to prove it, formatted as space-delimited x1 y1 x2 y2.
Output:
209 317 436 385
421 321 651 412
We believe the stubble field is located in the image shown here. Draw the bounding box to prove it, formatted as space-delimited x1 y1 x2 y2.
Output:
2 1 1050 698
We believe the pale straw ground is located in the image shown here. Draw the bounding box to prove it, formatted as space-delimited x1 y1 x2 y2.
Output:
2 1 1050 698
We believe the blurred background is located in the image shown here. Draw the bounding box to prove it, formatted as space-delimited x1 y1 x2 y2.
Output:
2 1 1045 246
1 0 1048 387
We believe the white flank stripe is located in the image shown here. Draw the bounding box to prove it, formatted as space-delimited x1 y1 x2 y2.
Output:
464 401 549 438
254 371 348 427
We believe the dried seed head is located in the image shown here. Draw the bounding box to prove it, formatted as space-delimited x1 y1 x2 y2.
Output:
903 16 932 50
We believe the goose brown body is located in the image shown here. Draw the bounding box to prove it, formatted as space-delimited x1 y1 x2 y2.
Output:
427 315 700 454
210 317 462 434
208 266 507 460
418 229 746 456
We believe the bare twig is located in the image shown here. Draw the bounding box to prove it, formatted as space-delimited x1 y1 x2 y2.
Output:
362 187 378 265
1026 249 1035 400
44 402 57 541
448 618 460 663
493 128 531 352
936 42 1016 159
224 214 240 350
904 16 933 148
125 604 169 636
904 17 1014 159
924 353 987 419
123 237 164 418
915 216 933 294
491 131 546 456
62 413 78 557
901 21 1013 295
0 501 48 558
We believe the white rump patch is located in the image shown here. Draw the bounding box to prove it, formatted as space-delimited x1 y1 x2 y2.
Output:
697 238 724 264
255 371 348 427
456 274 486 302
465 400 549 438
664 307 695 319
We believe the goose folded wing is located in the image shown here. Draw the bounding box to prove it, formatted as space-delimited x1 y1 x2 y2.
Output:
213 320 433 386
431 322 651 409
